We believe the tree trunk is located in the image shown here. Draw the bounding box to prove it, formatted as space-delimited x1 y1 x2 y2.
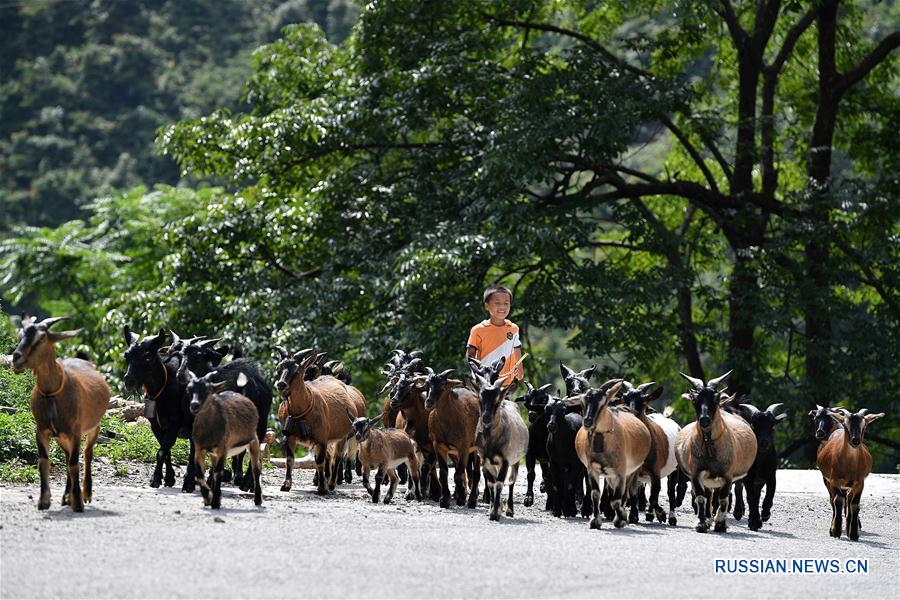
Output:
727 252 757 396
804 0 839 409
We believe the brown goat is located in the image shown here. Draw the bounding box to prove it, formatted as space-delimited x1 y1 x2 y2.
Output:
12 317 109 512
274 346 366 495
675 371 757 533
348 412 422 503
187 371 262 508
389 373 441 500
572 380 650 529
420 368 482 509
816 408 884 540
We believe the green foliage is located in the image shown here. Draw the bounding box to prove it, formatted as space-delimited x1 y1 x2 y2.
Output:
0 0 359 231
94 416 190 465
0 460 38 484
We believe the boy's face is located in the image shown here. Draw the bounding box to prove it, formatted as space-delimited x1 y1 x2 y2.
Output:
484 292 511 322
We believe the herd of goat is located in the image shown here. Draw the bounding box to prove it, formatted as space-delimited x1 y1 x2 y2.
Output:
4 316 886 541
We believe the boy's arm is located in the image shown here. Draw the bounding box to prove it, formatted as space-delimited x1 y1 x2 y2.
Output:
466 345 477 359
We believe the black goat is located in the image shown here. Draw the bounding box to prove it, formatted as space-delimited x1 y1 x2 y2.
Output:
545 398 589 518
122 327 196 492
519 382 554 509
560 362 596 396
173 339 273 492
732 402 787 530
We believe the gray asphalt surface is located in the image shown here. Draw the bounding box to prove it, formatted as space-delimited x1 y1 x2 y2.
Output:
1 462 898 599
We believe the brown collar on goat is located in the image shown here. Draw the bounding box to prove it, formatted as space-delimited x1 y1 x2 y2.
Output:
39 363 67 398
143 359 169 401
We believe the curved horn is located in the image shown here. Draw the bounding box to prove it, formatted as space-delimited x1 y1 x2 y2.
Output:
438 368 454 378
858 408 869 417
293 347 314 361
425 366 435 375
199 337 223 349
679 372 705 390
636 381 656 393
598 378 623 393
39 316 66 329
739 403 760 415
707 369 733 391
169 330 182 348
621 380 635 392
538 383 553 393
764 403 784 415
274 345 289 359
408 351 424 359
346 409 357 424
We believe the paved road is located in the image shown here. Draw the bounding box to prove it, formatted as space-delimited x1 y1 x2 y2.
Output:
1 463 898 599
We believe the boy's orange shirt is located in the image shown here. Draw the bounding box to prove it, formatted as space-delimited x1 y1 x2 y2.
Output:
466 319 521 384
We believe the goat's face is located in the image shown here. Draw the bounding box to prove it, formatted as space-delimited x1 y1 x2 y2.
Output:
580 380 623 429
476 376 516 429
560 362 595 396
275 359 300 396
389 374 425 411
348 411 382 441
809 405 837 441
424 368 455 411
830 409 884 448
546 400 568 434
186 371 229 416
11 317 79 373
741 404 787 452
623 382 663 415
690 388 719 429
121 326 166 392
175 341 224 384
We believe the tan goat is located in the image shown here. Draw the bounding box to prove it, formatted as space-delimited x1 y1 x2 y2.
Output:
816 408 884 540
421 367 482 509
674 371 757 533
348 412 422 503
274 346 366 495
11 317 109 512
571 380 650 529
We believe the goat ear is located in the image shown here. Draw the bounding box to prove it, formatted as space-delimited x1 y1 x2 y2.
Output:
211 380 230 393
582 364 597 380
236 372 248 388
647 386 664 402
864 413 885 425
447 379 464 388
827 411 844 425
346 409 356 424
560 362 575 379
681 393 693 401
123 325 139 347
774 412 788 423
48 329 82 343
369 413 384 426
808 408 818 418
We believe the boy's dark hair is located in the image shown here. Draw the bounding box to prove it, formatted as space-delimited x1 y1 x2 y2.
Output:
483 284 513 304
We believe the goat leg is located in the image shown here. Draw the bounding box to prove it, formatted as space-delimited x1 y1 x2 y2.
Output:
610 476 628 528
761 472 776 522
732 480 745 520
830 486 844 538
372 467 384 503
627 483 640 524
436 453 451 509
648 475 665 523
588 473 603 529
384 469 398 504
847 484 863 541
65 434 84 512
248 439 263 506
666 474 678 526
580 471 592 518
315 444 329 495
523 449 536 507
454 454 468 507
194 448 211 506
747 480 763 531
280 435 297 492
36 430 52 510
182 438 197 493
231 451 246 490
82 425 100 503
714 481 731 532
211 454 225 509
489 460 509 521
466 453 481 509
505 463 518 517
692 476 709 533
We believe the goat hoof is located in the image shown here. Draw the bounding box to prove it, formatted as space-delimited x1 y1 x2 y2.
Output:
523 495 533 507
761 510 770 522
62 494 70 506
439 496 450 509
317 487 328 496
628 513 639 525
505 508 514 518
714 521 727 533
221 469 232 483
467 498 477 509
830 528 841 538
614 517 627 528
149 479 161 489
280 481 292 492
489 512 500 522
182 483 196 494
371 494 379 503
749 519 762 531
734 510 744 521
383 496 393 505
695 522 709 533
668 516 677 526
72 502 84 513
849 531 859 541
645 512 654 522
589 519 602 530
37 497 50 510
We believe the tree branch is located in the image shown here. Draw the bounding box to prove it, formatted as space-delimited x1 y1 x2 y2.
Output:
765 5 818 76
835 30 900 98
716 0 748 46
659 113 721 194
832 238 900 321
482 14 654 80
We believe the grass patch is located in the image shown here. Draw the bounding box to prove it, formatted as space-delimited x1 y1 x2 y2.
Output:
0 459 38 483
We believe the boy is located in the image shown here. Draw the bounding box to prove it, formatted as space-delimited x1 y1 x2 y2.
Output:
466 284 523 385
